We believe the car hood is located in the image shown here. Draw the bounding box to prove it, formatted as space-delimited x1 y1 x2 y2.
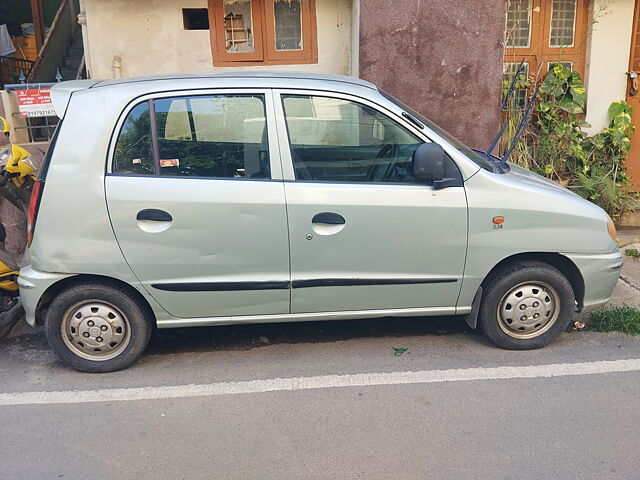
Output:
504 162 582 198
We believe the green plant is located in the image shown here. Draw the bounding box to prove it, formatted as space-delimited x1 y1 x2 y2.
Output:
534 64 589 180
625 247 640 259
588 305 640 335
501 63 637 218
572 101 637 218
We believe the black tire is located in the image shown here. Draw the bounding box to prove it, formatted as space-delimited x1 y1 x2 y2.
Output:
478 261 575 350
45 282 153 372
0 300 25 338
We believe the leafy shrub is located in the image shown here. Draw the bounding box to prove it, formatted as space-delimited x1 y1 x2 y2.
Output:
502 64 637 218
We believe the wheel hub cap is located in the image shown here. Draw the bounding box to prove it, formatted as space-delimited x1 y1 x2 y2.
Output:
498 282 560 339
61 302 131 361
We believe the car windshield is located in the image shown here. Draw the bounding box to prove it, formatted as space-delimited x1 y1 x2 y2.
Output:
380 90 494 172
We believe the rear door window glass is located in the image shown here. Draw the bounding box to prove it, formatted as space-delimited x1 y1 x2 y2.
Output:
154 94 270 179
113 102 154 175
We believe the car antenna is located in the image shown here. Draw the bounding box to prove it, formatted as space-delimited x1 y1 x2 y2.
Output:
485 60 526 156
501 79 542 164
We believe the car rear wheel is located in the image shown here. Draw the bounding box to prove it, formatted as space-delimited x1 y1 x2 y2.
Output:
45 282 152 372
478 261 575 350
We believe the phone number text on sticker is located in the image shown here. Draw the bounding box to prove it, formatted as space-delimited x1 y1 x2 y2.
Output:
16 88 55 118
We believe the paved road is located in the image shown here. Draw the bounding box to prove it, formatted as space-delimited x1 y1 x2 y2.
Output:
1 317 639 479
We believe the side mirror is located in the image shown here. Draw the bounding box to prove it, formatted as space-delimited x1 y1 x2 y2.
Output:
413 143 445 183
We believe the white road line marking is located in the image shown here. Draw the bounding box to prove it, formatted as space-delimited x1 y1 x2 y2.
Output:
1 358 639 406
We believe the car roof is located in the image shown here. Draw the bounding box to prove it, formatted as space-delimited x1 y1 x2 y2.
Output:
91 71 378 90
50 72 380 118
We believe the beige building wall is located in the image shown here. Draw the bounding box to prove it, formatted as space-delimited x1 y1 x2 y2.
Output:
584 0 635 134
82 0 353 79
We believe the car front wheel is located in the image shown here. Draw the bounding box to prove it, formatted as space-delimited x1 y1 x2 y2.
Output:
478 261 575 350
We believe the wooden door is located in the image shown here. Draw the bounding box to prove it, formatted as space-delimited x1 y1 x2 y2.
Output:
627 0 640 187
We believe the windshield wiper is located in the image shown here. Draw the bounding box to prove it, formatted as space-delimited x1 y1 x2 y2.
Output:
482 59 542 168
472 149 510 173
485 60 525 157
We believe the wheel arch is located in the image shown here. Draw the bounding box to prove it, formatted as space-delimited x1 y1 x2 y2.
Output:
34 274 157 326
481 252 585 311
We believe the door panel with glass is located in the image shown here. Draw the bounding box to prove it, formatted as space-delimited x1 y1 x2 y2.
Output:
106 91 291 319
276 92 468 314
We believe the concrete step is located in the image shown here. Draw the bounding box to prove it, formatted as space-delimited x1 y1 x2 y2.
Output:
617 228 640 247
64 56 81 68
67 46 83 58
58 67 78 81
618 211 640 228
70 35 83 48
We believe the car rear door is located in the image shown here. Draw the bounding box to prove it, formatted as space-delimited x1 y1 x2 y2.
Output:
106 89 290 319
273 90 468 314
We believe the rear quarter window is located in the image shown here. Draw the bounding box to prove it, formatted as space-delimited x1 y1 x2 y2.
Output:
113 102 154 175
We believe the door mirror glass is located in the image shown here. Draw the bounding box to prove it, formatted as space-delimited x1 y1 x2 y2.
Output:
413 143 445 183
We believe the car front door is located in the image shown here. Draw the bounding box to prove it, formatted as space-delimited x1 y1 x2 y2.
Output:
106 90 290 319
274 91 468 314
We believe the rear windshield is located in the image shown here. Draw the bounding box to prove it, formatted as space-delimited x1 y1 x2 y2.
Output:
380 90 493 172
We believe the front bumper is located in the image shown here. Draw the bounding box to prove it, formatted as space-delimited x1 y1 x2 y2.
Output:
18 266 74 326
563 250 623 312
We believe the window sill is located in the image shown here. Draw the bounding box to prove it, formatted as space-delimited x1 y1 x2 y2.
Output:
212 57 319 68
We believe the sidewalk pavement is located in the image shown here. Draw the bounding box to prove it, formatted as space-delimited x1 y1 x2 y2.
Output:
612 241 640 309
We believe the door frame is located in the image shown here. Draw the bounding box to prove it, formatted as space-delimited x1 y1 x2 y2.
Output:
270 88 475 181
626 0 640 187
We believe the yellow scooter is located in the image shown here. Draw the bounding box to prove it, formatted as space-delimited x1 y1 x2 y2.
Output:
0 116 37 336
0 221 21 337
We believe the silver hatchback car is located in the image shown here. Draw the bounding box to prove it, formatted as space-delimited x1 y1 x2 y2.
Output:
19 72 622 372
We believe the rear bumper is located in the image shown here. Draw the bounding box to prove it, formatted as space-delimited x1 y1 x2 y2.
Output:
563 250 623 312
18 266 73 326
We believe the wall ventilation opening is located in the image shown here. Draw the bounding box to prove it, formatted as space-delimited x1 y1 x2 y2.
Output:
183 9 210 30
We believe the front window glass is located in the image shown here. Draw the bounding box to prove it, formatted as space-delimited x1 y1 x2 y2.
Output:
223 0 255 53
113 102 154 175
154 94 270 178
274 0 303 51
282 95 422 182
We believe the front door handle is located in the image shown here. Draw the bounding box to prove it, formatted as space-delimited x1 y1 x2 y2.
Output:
137 209 173 222
312 212 345 225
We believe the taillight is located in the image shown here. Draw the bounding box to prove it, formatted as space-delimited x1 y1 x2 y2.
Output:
27 180 44 246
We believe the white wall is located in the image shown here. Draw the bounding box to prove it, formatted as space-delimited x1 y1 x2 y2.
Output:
584 0 635 134
82 0 353 79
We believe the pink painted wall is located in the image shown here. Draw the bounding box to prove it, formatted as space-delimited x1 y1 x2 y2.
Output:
359 0 506 150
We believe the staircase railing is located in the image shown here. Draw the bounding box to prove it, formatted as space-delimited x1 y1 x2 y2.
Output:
0 57 35 89
27 0 80 83
75 53 85 80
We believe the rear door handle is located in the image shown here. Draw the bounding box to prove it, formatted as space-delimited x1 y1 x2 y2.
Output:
136 209 172 222
312 212 345 225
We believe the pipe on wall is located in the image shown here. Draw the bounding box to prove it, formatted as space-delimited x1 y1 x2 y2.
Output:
112 55 122 79
77 0 92 78
350 0 360 77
